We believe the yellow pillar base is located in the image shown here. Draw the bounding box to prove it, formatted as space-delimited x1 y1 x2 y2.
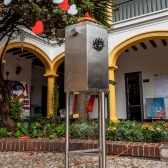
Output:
110 117 120 122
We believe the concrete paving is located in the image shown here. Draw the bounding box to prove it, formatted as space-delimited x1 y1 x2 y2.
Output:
0 151 167 168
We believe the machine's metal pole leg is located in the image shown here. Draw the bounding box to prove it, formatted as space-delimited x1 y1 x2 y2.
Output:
65 92 70 168
101 91 106 168
98 92 102 168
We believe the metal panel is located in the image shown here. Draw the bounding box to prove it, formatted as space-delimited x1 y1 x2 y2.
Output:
64 21 108 92
87 24 108 90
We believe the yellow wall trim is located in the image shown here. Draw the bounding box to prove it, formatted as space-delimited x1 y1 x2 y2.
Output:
0 41 56 117
52 52 65 72
44 73 58 77
2 60 6 64
109 65 118 70
109 30 168 67
0 41 52 72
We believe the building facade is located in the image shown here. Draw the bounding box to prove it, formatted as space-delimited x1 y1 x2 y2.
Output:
1 0 168 121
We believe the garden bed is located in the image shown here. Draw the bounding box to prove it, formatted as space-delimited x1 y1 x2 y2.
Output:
0 115 168 143
0 115 168 160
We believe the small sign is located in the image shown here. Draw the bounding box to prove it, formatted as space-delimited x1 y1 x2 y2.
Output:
73 114 79 118
143 79 149 83
73 92 79 94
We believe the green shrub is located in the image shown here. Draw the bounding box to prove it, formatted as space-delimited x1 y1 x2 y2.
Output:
3 119 168 142
70 122 96 139
49 133 57 139
106 120 168 142
29 122 42 138
141 121 168 142
23 114 48 125
55 124 65 137
9 96 23 120
43 123 56 133
15 122 29 137
0 128 12 138
15 122 42 138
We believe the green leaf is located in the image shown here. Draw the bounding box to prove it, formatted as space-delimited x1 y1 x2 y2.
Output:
23 122 29 129
15 130 22 137
17 122 21 128
49 134 57 139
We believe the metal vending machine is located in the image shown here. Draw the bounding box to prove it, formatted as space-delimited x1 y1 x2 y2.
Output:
64 21 109 168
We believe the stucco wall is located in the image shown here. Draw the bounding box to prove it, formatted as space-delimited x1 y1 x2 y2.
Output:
3 53 48 115
31 66 47 106
115 39 168 119
3 53 32 116
3 52 32 100
108 8 168 57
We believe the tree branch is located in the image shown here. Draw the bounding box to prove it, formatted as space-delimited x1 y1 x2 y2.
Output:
0 30 14 64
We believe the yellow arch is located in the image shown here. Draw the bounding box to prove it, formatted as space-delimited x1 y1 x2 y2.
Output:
109 30 168 67
52 52 65 73
1 41 51 72
108 30 168 122
0 41 59 118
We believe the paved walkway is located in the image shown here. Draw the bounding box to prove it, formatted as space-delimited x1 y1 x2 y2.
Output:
0 151 167 168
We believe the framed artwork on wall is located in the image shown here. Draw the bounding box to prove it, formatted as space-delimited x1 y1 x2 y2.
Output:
5 80 30 116
146 98 166 118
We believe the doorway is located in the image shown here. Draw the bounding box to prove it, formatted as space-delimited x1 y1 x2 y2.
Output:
125 72 143 121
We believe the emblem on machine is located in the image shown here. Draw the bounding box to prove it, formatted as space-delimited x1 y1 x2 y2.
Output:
93 38 105 51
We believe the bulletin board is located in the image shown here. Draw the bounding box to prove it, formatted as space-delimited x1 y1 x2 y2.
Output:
154 75 168 98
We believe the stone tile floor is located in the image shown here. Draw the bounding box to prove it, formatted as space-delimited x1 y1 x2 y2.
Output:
0 151 167 168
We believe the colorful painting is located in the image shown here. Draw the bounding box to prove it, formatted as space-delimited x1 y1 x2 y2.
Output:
146 98 166 118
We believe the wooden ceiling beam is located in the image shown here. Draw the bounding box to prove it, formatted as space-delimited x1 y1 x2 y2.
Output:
13 50 28 55
20 53 33 57
6 48 20 53
149 40 157 48
33 61 42 63
26 56 36 59
140 42 147 49
132 45 138 51
32 62 44 67
125 49 129 52
32 58 40 61
161 39 167 46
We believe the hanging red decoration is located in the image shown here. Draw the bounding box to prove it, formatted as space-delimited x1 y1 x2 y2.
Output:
59 0 70 11
32 21 44 34
78 12 95 23
84 12 92 18
86 95 96 112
